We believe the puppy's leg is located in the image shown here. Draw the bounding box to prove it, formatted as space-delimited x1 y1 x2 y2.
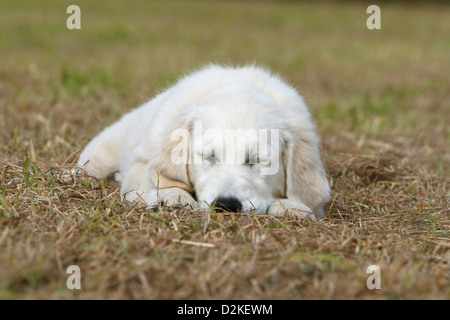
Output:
267 199 317 221
121 161 198 209
129 188 198 209
120 157 153 203
78 111 135 178
153 188 199 209
121 149 198 209
314 206 327 219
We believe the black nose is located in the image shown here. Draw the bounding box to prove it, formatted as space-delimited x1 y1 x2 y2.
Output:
213 197 242 213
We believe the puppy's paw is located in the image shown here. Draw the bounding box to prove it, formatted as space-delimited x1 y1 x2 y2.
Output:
267 199 316 222
123 189 145 203
157 188 199 210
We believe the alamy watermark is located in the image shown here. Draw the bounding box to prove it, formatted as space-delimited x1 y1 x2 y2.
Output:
170 121 280 176
66 5 380 31
66 265 81 290
66 5 81 30
366 265 381 290
367 5 381 30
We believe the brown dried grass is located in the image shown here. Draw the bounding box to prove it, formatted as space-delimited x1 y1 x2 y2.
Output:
0 136 448 299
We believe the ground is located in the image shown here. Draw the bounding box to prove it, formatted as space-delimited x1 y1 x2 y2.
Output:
0 0 448 299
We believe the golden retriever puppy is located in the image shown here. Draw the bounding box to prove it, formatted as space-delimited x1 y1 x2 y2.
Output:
78 65 330 220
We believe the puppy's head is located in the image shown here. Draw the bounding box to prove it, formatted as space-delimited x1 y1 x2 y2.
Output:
189 123 285 212
151 99 292 213
151 89 330 216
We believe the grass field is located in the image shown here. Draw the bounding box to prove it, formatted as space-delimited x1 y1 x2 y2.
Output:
0 0 449 299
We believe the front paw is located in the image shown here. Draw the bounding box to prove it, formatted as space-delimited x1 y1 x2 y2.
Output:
156 188 199 210
267 199 316 222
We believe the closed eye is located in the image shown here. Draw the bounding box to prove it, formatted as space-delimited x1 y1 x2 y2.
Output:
245 155 259 168
245 156 271 168
203 155 216 165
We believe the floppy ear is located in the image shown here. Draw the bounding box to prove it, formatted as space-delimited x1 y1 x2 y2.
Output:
282 128 330 213
148 122 194 194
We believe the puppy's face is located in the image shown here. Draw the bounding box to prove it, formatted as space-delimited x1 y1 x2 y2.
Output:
189 126 285 213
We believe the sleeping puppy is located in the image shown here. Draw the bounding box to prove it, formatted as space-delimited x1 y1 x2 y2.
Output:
77 64 330 220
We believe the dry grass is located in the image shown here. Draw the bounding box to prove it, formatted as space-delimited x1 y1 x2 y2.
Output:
0 0 449 299
0 152 448 299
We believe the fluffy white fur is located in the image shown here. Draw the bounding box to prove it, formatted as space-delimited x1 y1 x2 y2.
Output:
78 65 330 220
